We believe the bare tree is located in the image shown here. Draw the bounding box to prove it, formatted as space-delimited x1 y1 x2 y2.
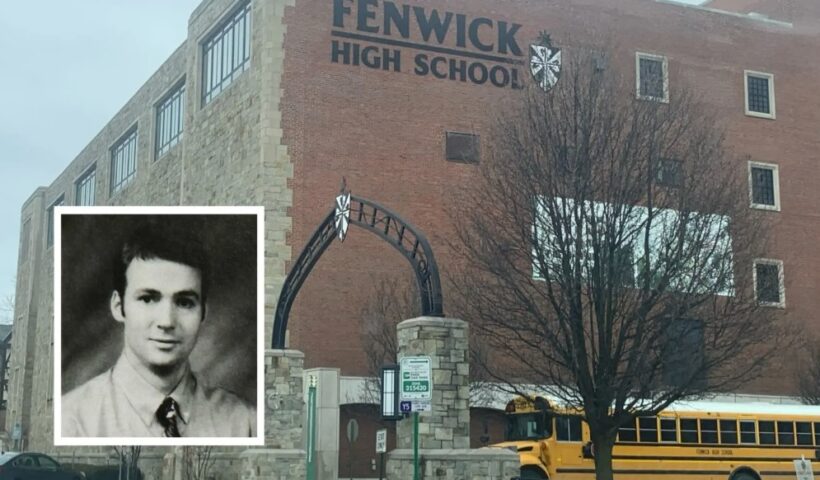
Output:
183 446 215 480
797 339 820 405
451 46 789 480
113 446 141 480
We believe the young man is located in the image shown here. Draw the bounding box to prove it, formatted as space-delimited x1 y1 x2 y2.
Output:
61 223 256 437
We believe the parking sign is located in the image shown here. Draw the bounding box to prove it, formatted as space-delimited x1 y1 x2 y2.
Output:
400 356 432 401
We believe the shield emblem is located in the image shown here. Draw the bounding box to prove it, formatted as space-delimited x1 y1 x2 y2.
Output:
334 192 351 242
530 44 561 92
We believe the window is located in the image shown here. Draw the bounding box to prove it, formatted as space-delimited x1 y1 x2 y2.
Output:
758 421 776 445
110 127 138 194
445 131 480 164
202 2 251 105
719 419 738 444
156 82 185 158
740 420 756 444
618 419 637 442
744 71 775 118
796 422 812 446
700 419 718 444
748 162 780 211
636 52 668 102
46 195 64 249
555 416 582 442
660 418 677 442
754 259 784 307
656 158 682 187
680 419 698 443
638 417 658 443
814 422 820 446
75 165 96 206
777 421 795 445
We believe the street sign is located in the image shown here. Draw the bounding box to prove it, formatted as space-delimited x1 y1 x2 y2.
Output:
411 401 431 412
400 356 432 401
794 456 814 480
376 429 387 453
400 401 412 413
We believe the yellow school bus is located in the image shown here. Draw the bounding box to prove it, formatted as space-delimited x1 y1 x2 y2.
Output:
494 395 820 480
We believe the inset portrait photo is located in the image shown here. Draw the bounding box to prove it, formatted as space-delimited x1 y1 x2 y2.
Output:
54 207 264 446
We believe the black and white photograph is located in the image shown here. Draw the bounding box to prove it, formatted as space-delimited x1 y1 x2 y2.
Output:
55 207 264 446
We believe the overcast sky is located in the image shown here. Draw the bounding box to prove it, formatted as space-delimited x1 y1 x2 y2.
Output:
0 0 708 324
0 1 201 323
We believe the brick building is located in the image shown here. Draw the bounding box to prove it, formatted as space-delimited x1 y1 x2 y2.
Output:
8 0 820 476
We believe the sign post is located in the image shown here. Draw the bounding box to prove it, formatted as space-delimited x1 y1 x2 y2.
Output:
306 375 317 480
399 356 432 480
376 428 387 480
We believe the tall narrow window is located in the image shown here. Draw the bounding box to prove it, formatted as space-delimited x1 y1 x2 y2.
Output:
748 162 780 211
202 2 251 105
75 165 96 206
46 195 64 248
754 259 784 307
744 71 775 118
110 127 138 194
636 52 668 102
156 82 185 158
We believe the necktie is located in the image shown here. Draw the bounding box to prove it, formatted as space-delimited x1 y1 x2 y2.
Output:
155 397 182 437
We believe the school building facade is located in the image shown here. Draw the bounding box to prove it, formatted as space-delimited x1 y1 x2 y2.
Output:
8 0 820 476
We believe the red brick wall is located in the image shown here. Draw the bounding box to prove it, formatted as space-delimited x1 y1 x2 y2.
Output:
281 0 820 394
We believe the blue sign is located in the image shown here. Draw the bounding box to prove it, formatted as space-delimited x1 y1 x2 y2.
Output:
400 401 412 413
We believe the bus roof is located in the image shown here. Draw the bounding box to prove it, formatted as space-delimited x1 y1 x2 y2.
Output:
664 400 820 417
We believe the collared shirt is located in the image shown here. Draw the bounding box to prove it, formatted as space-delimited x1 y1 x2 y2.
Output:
62 355 256 437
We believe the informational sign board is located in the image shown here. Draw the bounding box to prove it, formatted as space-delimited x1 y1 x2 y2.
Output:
376 429 387 453
400 356 432 401
794 456 814 480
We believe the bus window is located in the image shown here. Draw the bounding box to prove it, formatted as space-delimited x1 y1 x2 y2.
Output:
814 422 820 445
719 419 738 444
618 419 637 442
740 420 756 444
759 421 775 445
700 419 718 444
638 417 658 443
660 418 677 442
505 413 551 441
796 422 812 446
680 419 698 443
777 421 794 445
556 416 582 442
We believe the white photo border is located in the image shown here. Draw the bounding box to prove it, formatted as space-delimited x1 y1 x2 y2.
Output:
54 205 265 446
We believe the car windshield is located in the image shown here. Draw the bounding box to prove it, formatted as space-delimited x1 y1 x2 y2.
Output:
505 412 552 441
0 453 19 465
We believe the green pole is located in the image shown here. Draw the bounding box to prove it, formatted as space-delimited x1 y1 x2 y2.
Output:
306 376 317 480
413 411 419 480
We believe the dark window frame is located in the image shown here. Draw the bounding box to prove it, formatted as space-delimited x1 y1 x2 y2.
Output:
636 52 668 102
74 164 96 206
745 70 775 118
201 1 252 105
110 126 139 195
155 80 186 159
754 259 784 307
748 162 779 211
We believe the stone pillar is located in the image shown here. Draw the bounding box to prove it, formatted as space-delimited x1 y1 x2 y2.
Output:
264 349 305 448
396 317 470 450
305 368 340 480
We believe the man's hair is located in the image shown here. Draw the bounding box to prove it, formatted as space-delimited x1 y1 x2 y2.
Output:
113 218 209 311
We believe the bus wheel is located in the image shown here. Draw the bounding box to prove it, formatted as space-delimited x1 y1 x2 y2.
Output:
520 466 548 480
731 469 760 480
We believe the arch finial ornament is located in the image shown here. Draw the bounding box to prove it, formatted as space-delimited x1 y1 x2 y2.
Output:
271 183 444 348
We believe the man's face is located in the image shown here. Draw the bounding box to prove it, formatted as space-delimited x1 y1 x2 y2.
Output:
111 258 204 372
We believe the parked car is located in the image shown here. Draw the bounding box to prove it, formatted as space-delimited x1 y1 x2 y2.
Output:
0 452 84 480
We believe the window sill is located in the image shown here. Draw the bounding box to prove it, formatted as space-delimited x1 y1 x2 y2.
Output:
744 110 776 120
750 203 780 212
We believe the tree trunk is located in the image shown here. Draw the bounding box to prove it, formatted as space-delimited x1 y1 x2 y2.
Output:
592 434 616 480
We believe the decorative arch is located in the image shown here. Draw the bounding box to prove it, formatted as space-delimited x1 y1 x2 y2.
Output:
271 189 444 348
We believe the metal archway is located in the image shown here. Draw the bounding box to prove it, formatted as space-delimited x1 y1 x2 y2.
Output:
271 186 444 348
